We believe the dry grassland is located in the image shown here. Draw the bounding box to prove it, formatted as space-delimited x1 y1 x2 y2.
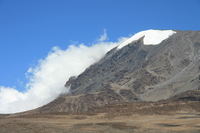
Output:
1 101 200 133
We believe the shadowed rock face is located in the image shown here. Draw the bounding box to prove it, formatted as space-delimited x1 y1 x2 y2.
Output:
37 30 200 112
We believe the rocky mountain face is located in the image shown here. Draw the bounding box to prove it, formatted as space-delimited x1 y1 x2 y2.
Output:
38 30 200 112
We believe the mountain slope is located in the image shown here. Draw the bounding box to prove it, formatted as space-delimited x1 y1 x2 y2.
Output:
38 30 200 112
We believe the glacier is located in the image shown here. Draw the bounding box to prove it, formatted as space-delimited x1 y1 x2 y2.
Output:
117 29 176 49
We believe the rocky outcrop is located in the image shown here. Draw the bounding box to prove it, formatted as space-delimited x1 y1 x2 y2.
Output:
38 86 140 112
65 30 200 100
37 30 200 112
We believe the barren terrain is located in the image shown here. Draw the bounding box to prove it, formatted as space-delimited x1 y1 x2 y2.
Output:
1 113 200 133
1 99 200 133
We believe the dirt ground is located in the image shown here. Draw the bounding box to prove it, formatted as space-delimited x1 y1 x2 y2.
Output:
1 100 200 133
1 111 200 133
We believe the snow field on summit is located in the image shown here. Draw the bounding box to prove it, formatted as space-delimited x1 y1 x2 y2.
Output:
117 30 176 49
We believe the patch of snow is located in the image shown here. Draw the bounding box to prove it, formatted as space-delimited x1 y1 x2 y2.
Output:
117 30 176 49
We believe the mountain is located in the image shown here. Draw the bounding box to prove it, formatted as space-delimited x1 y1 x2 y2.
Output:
37 30 200 113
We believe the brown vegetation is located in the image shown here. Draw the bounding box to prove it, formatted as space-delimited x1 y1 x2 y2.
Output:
1 95 200 133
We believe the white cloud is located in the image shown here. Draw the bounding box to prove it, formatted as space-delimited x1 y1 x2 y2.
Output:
0 31 128 114
97 29 108 42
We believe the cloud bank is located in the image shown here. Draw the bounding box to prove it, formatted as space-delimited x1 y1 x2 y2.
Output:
0 32 128 113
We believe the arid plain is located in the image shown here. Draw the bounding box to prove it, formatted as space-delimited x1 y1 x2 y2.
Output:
1 100 200 133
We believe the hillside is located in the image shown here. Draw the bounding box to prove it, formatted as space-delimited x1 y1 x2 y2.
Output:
32 30 200 112
1 90 200 133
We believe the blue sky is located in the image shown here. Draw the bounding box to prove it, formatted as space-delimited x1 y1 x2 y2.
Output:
0 0 200 113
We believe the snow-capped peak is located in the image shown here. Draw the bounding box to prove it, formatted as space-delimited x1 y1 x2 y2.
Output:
117 29 176 49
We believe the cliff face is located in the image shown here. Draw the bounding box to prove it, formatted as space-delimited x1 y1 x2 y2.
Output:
66 30 200 99
38 30 200 112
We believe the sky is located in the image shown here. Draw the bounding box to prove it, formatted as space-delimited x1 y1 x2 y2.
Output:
0 0 200 113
